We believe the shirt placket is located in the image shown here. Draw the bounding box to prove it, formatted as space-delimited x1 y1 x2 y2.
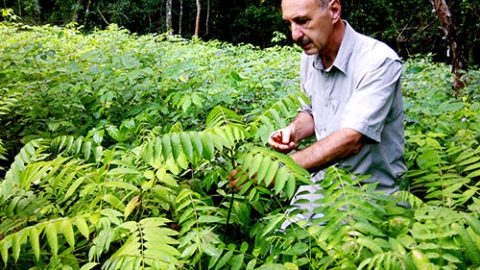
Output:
322 71 337 137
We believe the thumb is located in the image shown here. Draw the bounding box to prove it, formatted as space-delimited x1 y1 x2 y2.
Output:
281 126 294 144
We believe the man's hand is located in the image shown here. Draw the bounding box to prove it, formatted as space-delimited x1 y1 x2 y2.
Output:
268 126 297 153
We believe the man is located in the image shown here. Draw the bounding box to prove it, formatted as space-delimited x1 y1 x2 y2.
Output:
268 0 406 223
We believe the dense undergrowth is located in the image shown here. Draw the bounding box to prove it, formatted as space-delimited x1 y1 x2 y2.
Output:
0 22 480 270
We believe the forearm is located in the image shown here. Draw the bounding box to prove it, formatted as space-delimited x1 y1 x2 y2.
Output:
288 111 315 143
290 128 364 171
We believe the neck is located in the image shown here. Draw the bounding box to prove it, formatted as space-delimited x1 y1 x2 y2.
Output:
321 20 346 68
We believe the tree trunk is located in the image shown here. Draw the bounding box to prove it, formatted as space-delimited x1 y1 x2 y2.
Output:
31 0 41 18
166 0 172 33
83 0 92 26
205 0 210 37
17 0 22 17
179 0 183 35
96 6 109 25
429 0 467 92
72 0 84 22
195 0 201 37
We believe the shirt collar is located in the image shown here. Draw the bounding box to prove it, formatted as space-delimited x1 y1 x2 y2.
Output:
313 20 355 75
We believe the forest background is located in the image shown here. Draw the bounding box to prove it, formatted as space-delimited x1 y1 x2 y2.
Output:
1 0 479 66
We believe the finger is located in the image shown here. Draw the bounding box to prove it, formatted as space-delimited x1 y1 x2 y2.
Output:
280 128 292 144
269 142 293 154
268 136 280 148
270 129 290 144
268 138 289 151
270 130 283 142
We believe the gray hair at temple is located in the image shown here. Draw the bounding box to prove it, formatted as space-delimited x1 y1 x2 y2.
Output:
316 0 329 8
316 0 330 9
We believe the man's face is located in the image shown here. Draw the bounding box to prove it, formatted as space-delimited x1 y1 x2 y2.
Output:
281 0 334 55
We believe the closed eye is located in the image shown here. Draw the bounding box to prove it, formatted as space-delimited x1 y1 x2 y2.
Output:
293 17 310 26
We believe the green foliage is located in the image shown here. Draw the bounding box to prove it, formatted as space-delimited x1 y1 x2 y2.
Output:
3 0 480 65
0 23 480 270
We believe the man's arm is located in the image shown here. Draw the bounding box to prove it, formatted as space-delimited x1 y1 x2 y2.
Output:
268 111 315 152
290 127 364 172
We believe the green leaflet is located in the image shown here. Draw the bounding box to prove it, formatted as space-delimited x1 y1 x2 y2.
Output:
275 166 289 194
261 214 284 237
12 231 25 262
256 155 272 184
0 239 9 265
180 132 194 160
452 223 480 266
265 160 279 188
248 154 263 178
45 223 58 256
161 135 173 160
285 174 296 198
103 181 139 191
230 253 244 270
103 194 126 211
79 262 99 270
60 219 75 248
170 133 182 161
215 250 233 270
357 236 383 254
28 227 41 261
190 132 204 158
75 217 90 239
200 132 215 160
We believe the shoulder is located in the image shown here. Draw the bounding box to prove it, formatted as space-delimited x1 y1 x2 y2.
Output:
352 31 401 69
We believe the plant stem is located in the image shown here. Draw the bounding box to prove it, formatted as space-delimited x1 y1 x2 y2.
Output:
223 190 235 242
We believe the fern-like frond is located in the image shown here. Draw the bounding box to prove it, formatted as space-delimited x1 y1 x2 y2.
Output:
237 147 311 199
175 189 222 235
1 139 48 200
206 105 245 128
141 125 248 174
103 217 180 270
0 139 6 160
358 251 407 270
50 135 100 162
174 188 226 265
452 222 480 267
179 227 222 266
206 125 249 148
0 215 93 265
0 90 18 117
0 139 6 172
249 91 308 143
289 168 395 256
405 205 479 268
392 191 424 208
408 144 480 208
2 154 93 206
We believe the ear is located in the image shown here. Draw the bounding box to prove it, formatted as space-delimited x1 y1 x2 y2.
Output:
329 0 341 23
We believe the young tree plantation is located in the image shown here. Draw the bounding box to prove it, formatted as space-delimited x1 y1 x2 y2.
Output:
1 21 480 270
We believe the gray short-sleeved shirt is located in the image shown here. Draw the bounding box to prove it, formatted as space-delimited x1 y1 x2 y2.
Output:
300 21 406 192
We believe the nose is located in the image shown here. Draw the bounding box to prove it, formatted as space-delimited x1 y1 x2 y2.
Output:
290 23 303 41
